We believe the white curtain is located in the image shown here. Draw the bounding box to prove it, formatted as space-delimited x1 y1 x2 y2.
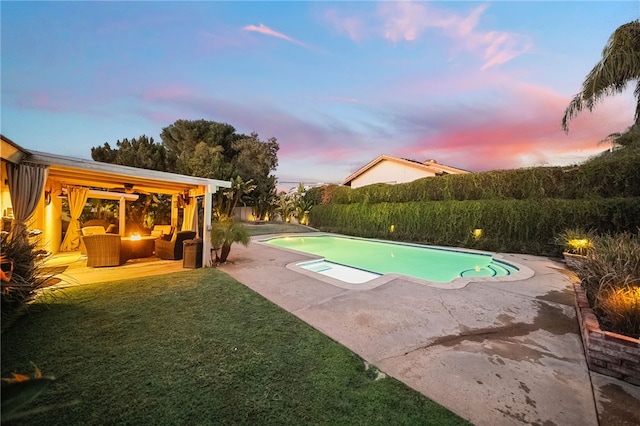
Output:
60 186 89 252
6 162 49 246
182 197 197 233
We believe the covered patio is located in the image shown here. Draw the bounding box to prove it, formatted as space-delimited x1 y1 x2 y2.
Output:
1 135 231 269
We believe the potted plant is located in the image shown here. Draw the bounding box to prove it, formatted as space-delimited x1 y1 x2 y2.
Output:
210 216 250 264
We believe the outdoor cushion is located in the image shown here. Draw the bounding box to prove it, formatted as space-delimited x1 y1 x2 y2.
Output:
150 225 173 238
81 226 106 236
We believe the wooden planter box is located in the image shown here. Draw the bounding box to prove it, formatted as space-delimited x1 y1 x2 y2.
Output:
573 282 640 385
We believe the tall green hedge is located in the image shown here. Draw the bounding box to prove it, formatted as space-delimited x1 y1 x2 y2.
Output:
309 198 640 256
306 143 640 205
304 143 639 256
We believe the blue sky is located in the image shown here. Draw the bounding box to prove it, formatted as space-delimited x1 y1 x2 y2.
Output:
2 1 638 188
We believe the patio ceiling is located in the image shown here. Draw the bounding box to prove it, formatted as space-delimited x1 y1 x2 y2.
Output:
27 150 230 195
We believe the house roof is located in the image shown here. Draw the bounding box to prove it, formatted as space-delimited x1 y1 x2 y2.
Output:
342 154 469 186
1 135 231 195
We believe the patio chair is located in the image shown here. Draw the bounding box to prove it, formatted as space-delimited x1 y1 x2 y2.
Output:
79 226 107 255
150 225 174 239
155 230 196 260
83 234 128 267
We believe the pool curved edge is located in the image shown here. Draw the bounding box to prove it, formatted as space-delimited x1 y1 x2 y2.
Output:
256 232 535 290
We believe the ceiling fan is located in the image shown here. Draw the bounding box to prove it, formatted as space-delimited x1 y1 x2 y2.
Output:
109 183 150 195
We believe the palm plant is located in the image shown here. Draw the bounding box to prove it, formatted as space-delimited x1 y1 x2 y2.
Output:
563 20 640 132
210 216 250 263
1 232 54 330
294 199 314 226
215 176 256 219
277 192 295 222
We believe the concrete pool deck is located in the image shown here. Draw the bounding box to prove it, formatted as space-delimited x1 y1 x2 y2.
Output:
220 234 640 426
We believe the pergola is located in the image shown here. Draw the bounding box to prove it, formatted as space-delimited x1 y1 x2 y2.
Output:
1 135 231 266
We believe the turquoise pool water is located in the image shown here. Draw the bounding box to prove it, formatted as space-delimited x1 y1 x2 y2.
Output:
263 235 518 283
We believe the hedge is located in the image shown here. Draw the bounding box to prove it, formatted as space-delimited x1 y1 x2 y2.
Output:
308 198 640 256
306 143 640 205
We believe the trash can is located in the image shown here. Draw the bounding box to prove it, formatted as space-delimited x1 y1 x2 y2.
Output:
183 239 203 269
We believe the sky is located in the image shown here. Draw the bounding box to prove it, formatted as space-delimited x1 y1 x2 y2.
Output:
2 1 639 190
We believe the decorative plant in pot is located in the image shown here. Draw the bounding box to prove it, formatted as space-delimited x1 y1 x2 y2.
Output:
555 228 595 269
210 216 250 264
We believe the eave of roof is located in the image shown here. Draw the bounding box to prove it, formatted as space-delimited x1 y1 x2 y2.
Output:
23 150 231 195
0 135 31 164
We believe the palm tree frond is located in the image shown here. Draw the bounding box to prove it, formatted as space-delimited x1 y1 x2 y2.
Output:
563 20 640 132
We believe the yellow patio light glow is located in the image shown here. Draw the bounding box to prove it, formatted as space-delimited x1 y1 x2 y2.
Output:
389 224 395 233
567 238 593 255
472 228 483 239
568 238 591 250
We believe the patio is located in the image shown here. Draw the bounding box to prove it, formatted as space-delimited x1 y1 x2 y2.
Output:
0 135 231 268
39 251 189 288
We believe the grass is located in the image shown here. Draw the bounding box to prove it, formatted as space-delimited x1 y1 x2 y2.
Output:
1 268 468 425
244 221 317 236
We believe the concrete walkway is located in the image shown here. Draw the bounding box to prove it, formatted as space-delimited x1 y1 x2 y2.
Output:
220 234 640 426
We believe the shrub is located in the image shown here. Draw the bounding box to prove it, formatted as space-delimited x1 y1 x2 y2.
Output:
574 232 640 338
210 217 250 263
1 233 54 331
594 279 640 339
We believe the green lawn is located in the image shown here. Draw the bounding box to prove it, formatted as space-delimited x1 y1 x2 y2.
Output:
244 221 317 236
1 269 468 425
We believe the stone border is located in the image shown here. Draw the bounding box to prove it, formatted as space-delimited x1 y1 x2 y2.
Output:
573 282 640 385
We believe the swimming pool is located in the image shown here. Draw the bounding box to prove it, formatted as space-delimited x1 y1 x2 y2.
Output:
261 234 527 287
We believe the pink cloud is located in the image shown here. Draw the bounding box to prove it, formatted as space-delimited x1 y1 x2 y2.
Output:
392 84 633 172
323 8 368 42
140 86 192 103
323 2 531 70
242 23 311 49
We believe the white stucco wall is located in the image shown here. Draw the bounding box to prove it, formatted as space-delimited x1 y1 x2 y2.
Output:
350 160 435 188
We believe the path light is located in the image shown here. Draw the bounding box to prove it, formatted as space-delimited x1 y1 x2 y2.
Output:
567 238 592 255
472 228 483 239
389 224 395 233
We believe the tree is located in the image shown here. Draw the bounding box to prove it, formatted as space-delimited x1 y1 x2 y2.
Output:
91 135 169 171
92 120 280 221
160 120 239 175
215 176 256 219
563 20 640 132
599 124 640 149
160 120 279 217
